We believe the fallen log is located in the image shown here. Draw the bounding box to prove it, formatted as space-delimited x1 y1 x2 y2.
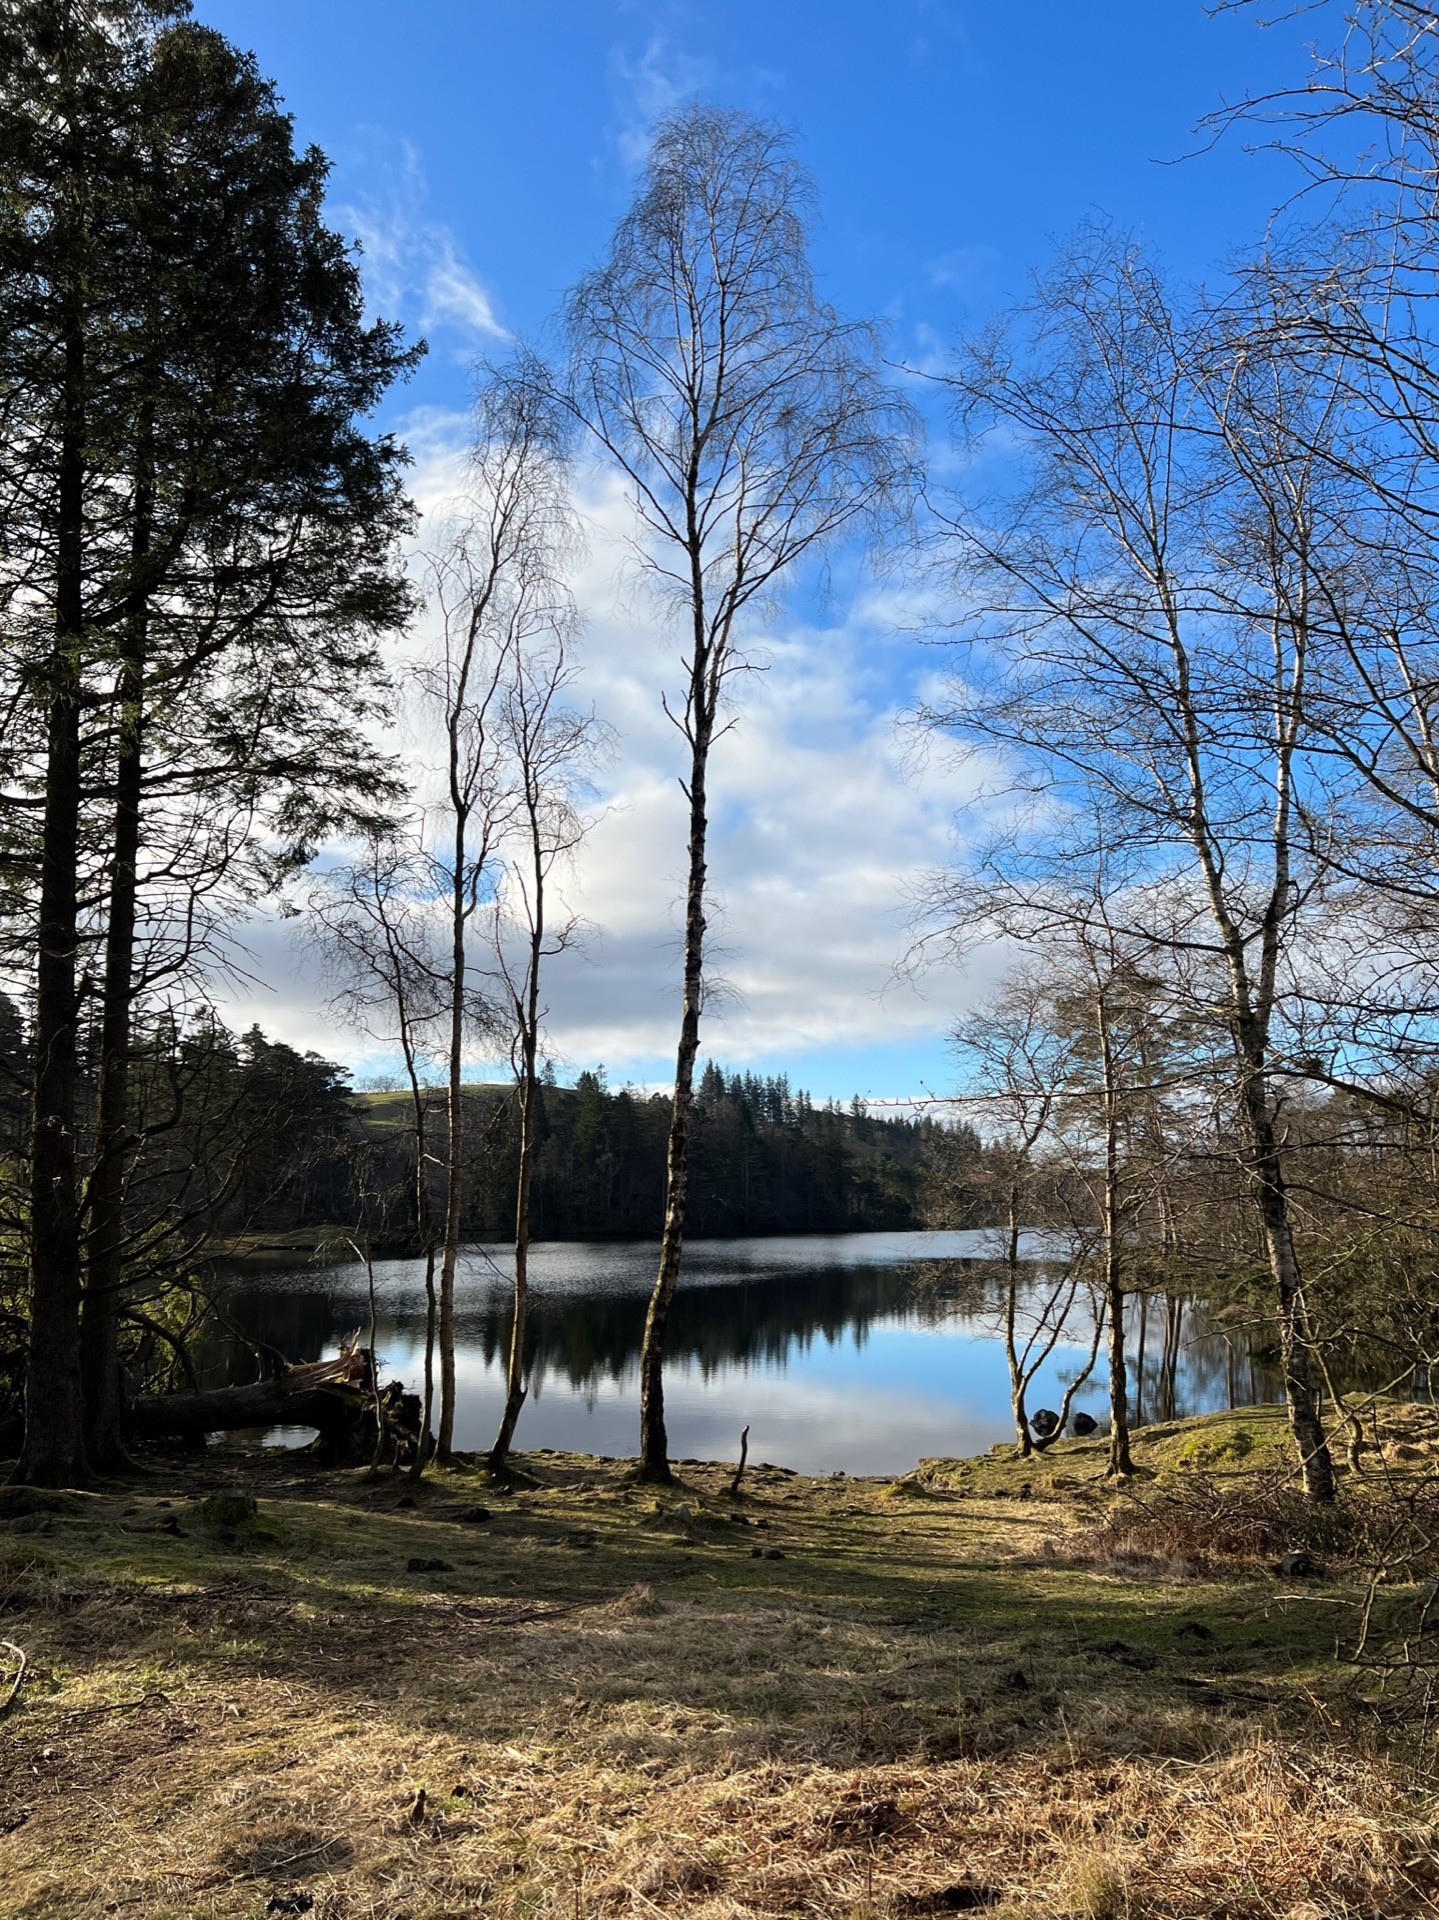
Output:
128 1349 430 1468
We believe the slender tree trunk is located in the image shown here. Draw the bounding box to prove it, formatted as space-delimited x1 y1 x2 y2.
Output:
1004 1193 1032 1455
489 1037 536 1472
1239 1070 1335 1502
438 813 466 1460
1104 1268 1131 1474
490 838 546 1472
1096 992 1132 1477
18 305 88 1486
415 1249 437 1474
81 406 153 1470
407 1074 434 1480
638 699 712 1485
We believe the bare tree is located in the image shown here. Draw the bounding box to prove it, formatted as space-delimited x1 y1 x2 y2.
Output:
1075 944 1136 1475
931 229 1342 1498
1053 915 1196 1478
556 104 916 1482
307 830 446 1475
420 374 575 1460
951 970 1105 1455
485 621 597 1475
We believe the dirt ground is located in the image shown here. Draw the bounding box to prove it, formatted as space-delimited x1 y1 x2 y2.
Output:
2 1407 1437 1918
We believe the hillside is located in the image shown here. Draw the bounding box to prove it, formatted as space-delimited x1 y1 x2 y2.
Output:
341 1067 967 1243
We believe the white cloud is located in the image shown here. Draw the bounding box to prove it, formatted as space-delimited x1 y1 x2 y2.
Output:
209 431 997 1098
338 139 507 344
474 461 996 1074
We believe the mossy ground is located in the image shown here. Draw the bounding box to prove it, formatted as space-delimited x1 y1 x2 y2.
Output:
1 1414 1438 1917
914 1403 1300 1498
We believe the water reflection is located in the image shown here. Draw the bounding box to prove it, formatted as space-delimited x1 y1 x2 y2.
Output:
206 1230 1280 1476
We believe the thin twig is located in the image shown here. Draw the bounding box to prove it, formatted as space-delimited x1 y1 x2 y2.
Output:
196 1836 344 1891
53 1690 170 1722
106 1836 346 1911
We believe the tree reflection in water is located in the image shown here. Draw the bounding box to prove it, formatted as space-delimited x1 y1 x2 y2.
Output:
199 1233 1283 1468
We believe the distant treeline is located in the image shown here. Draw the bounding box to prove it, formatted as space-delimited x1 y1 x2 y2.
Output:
339 1060 982 1243
0 1007 988 1440
0 1004 983 1256
444 1062 972 1240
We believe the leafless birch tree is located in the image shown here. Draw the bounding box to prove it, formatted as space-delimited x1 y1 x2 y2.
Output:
952 972 1105 1455
555 104 916 1482
931 230 1342 1498
485 564 596 1475
308 830 446 1473
421 374 575 1460
1205 6 1439 1090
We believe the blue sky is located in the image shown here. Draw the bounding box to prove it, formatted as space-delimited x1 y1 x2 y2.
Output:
199 0 1316 1100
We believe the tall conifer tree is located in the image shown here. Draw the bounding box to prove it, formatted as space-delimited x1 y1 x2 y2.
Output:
0 1 417 1481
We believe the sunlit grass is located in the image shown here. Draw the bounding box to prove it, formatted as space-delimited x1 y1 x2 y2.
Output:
0 1424 1434 1916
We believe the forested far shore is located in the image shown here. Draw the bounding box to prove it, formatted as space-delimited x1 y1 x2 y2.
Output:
353 1061 957 1244
0 993 977 1253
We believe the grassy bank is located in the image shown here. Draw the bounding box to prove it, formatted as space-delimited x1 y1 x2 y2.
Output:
2 1410 1438 1918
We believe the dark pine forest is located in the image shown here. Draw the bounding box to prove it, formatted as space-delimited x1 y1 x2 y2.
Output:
294 1056 965 1245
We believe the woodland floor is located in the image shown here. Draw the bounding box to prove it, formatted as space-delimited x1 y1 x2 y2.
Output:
2 1405 1439 1919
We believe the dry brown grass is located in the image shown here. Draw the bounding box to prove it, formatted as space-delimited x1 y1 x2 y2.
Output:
0 1440 1435 1917
1078 1471 1371 1580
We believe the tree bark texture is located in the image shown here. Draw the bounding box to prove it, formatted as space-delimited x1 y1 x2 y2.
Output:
488 1059 534 1472
489 958 542 1471
128 1352 426 1467
1096 990 1132 1477
1004 1199 1033 1457
1240 1072 1336 1502
638 702 712 1484
438 810 466 1460
410 1092 436 1480
81 407 153 1470
18 301 88 1487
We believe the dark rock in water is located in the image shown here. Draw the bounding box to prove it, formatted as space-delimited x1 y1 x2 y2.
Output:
406 1556 454 1574
1071 1411 1098 1437
1276 1549 1322 1578
1030 1409 1060 1438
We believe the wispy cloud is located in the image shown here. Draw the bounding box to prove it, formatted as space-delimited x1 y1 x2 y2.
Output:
339 138 507 343
610 35 712 166
209 433 995 1101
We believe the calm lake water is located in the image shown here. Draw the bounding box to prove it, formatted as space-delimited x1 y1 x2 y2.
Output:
209 1230 1277 1476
